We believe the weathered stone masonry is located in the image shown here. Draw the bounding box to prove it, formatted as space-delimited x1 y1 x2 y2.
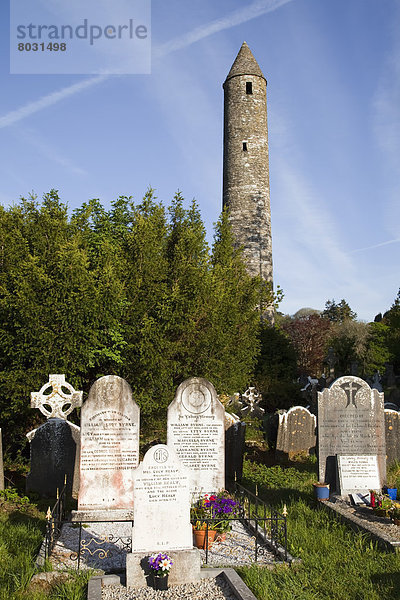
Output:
223 42 273 284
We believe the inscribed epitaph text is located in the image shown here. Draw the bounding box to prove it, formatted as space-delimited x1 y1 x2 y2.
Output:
167 377 225 495
318 376 385 491
132 444 192 553
78 375 139 510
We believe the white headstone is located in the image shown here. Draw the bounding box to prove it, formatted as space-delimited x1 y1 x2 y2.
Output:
167 377 225 495
338 455 381 495
132 444 192 553
78 375 139 512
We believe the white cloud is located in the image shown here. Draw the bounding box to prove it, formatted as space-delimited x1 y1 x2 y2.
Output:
0 76 107 130
0 0 294 129
155 0 294 58
350 238 400 254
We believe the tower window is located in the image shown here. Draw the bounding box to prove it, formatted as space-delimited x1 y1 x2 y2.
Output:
246 81 253 94
242 142 248 151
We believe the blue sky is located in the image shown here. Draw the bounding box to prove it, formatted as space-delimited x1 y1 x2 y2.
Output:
1 0 399 321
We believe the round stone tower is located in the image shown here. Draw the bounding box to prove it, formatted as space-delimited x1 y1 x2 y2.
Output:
223 42 273 284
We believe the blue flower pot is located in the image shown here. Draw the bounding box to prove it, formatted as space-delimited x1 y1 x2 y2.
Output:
314 483 329 501
386 487 397 501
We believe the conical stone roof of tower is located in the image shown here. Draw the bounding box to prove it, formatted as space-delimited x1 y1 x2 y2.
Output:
224 41 266 83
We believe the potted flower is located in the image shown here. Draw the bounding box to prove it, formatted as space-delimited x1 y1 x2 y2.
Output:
148 553 173 590
191 492 241 548
373 493 393 517
211 493 241 541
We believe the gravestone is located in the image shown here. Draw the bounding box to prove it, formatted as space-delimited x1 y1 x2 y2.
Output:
385 409 400 465
337 455 380 495
132 444 192 552
276 406 316 456
26 419 77 497
167 377 225 495
0 428 4 490
126 444 200 588
76 375 139 519
26 374 83 498
318 376 386 492
225 412 246 484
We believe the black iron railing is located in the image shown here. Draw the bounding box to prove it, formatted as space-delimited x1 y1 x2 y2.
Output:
233 482 288 561
44 480 68 560
43 483 288 568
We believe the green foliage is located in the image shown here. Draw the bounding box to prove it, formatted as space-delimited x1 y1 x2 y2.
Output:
0 488 30 508
0 191 266 455
254 324 300 411
383 289 400 371
322 298 357 322
328 319 370 376
364 321 393 375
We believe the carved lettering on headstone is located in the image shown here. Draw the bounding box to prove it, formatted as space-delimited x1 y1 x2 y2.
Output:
132 444 192 553
318 376 386 492
78 375 139 511
167 377 225 495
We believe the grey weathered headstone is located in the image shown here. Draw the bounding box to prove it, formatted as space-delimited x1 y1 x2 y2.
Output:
318 376 386 492
77 375 139 517
0 428 4 491
276 406 316 455
27 374 83 498
167 377 225 495
225 413 246 484
385 409 400 465
26 419 77 497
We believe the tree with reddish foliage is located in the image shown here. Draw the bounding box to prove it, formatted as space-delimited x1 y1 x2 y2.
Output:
282 314 331 376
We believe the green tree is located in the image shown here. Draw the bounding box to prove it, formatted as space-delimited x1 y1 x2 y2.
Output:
322 299 357 322
383 289 400 371
328 320 370 376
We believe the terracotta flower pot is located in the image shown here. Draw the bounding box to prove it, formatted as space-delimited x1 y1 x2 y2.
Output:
193 529 217 549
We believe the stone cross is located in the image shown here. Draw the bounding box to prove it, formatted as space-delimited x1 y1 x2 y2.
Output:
340 381 362 408
31 374 83 420
241 387 264 416
325 347 338 379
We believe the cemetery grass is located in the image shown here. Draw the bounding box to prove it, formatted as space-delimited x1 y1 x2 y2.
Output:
0 491 90 599
237 457 400 600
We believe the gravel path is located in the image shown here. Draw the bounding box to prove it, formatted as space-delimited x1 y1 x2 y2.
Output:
102 575 236 600
330 497 400 541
